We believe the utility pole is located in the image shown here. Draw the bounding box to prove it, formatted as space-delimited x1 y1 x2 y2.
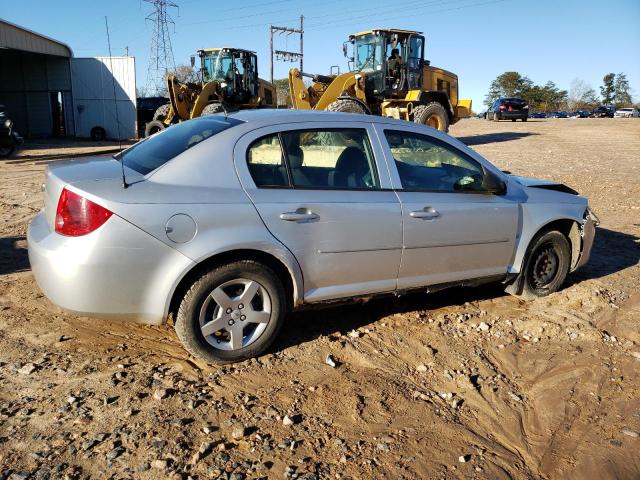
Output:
269 15 304 84
145 0 177 96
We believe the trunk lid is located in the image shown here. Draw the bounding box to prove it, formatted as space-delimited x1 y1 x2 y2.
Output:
43 156 143 230
502 98 527 111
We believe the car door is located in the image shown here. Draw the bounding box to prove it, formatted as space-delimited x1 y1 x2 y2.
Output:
234 121 402 302
373 124 519 289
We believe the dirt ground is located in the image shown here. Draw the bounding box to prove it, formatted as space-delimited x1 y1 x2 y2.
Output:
1 118 639 480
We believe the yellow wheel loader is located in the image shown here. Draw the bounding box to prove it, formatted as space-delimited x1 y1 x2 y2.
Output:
288 29 472 132
145 48 276 137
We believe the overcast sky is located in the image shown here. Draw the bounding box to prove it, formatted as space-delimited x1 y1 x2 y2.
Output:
2 0 639 109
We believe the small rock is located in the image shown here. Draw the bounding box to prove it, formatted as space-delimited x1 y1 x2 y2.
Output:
478 322 490 332
630 352 640 360
622 429 639 438
325 354 338 368
18 363 36 375
375 442 389 451
203 424 217 434
347 330 361 338
106 446 125 460
416 364 428 373
459 454 471 463
283 415 295 426
232 425 249 440
153 388 170 400
152 459 169 470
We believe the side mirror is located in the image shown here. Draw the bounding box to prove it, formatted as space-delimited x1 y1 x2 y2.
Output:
342 42 348 58
482 170 507 195
190 55 196 68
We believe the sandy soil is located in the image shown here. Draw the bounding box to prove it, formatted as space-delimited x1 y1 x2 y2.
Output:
1 118 639 480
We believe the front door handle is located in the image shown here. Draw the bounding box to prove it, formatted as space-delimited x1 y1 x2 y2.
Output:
280 211 319 222
410 207 440 219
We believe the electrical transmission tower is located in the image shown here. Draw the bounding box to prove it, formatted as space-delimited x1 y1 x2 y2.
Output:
269 15 304 83
145 0 177 96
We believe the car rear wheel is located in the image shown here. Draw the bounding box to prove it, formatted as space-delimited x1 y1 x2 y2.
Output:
175 260 286 364
521 230 571 299
493 112 500 122
0 144 15 158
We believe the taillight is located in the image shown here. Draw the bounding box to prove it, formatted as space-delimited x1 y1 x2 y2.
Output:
55 188 113 236
498 105 506 110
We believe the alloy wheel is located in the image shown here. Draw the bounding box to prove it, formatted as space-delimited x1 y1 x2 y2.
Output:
198 278 271 351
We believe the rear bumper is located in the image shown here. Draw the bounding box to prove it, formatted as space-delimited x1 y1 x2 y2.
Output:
27 212 194 325
496 111 528 119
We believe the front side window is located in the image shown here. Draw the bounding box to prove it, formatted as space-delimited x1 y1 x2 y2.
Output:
354 34 385 72
202 50 234 83
384 130 487 192
246 129 379 190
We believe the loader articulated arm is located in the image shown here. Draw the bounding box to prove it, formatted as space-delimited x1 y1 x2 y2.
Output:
288 68 367 111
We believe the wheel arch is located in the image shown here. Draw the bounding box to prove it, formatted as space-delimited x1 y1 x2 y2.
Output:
506 216 583 295
167 248 302 323
417 91 454 120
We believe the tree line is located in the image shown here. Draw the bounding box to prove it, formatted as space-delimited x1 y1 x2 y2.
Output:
484 72 634 112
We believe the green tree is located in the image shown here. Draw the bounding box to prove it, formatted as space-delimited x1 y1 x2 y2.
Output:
600 73 615 105
484 72 534 107
614 72 632 107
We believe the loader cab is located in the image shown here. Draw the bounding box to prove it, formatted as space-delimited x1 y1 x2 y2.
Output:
199 48 259 103
349 29 425 99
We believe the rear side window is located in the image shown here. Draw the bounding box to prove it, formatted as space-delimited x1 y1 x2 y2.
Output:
246 128 379 190
118 116 242 175
247 134 289 187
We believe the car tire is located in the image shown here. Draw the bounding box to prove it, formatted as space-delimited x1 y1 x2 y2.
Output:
413 102 450 132
0 144 15 158
511 119 516 122
144 120 165 137
493 112 500 122
90 126 106 141
175 260 287 364
522 117 528 122
520 230 571 299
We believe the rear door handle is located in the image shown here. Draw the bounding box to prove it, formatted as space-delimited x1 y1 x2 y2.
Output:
280 211 319 222
410 207 440 219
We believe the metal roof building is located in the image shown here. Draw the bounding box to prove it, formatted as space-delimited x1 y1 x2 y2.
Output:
0 18 136 139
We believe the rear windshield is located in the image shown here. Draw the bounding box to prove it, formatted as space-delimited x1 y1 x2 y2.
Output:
117 116 242 175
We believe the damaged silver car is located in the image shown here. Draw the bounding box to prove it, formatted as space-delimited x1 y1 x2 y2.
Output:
28 110 597 363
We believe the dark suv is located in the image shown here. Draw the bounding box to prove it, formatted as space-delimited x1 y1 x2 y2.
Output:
591 106 615 118
486 97 529 122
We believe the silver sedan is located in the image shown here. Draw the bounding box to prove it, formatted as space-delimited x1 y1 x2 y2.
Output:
28 110 597 363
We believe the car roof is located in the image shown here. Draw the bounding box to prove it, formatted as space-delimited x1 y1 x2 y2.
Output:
228 108 422 128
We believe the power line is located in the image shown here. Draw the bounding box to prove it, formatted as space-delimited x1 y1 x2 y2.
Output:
270 16 304 83
145 0 177 96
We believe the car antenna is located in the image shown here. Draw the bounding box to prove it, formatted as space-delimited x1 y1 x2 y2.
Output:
105 16 128 189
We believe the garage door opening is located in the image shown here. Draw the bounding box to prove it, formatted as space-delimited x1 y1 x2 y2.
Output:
50 91 66 137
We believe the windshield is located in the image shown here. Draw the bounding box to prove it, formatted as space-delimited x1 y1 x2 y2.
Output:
202 50 235 83
353 34 385 72
117 116 242 175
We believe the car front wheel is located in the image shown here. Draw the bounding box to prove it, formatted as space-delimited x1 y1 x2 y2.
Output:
521 230 571 298
175 260 286 364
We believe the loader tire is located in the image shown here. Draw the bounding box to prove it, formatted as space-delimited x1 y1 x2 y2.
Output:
144 120 165 137
326 98 368 114
413 102 449 132
153 103 171 121
201 103 225 116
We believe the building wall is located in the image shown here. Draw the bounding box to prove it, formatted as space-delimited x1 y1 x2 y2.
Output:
71 56 137 140
0 49 73 137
